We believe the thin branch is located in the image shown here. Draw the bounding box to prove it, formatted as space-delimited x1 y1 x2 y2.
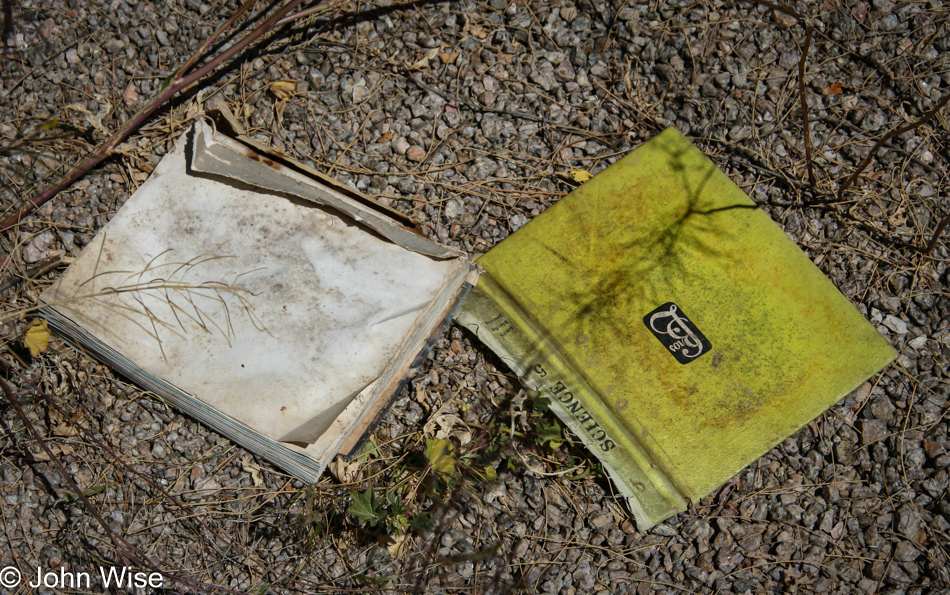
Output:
0 0 324 232
0 255 71 293
923 212 949 255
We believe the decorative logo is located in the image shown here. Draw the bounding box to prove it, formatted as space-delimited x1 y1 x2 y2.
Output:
643 302 711 364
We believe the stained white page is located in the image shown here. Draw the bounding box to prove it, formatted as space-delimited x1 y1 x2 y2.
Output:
44 128 462 444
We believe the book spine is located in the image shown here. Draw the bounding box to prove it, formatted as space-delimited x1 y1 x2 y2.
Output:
456 273 688 529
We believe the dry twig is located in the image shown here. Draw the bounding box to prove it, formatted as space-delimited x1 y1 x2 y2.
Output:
0 0 333 232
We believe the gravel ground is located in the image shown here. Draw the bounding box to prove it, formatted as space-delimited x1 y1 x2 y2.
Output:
1 0 949 593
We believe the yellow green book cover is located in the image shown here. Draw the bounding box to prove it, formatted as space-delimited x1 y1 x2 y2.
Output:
456 128 896 529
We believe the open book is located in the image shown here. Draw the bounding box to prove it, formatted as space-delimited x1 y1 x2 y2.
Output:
457 128 896 529
40 116 474 481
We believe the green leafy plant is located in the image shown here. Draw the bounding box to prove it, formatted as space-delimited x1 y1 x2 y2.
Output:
529 396 565 450
347 489 386 528
331 402 527 557
533 417 565 450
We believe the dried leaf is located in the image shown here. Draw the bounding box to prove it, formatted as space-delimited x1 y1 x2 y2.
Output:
414 387 430 410
328 458 362 483
468 23 488 39
48 408 65 426
559 169 593 183
241 455 264 487
26 447 50 462
462 15 488 39
410 46 442 71
25 442 71 463
24 319 50 357
570 169 593 182
269 80 297 101
822 82 843 96
52 423 79 438
387 534 411 558
423 411 472 446
186 89 211 120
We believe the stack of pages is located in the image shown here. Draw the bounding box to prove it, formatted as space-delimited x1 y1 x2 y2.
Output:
41 118 474 481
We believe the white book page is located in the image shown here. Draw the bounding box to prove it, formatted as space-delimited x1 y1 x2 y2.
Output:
44 126 463 444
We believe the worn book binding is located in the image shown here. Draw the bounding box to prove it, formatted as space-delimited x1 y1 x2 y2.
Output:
457 128 896 529
40 116 475 482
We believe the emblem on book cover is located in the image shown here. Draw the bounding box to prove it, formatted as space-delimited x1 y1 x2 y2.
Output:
643 302 712 364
